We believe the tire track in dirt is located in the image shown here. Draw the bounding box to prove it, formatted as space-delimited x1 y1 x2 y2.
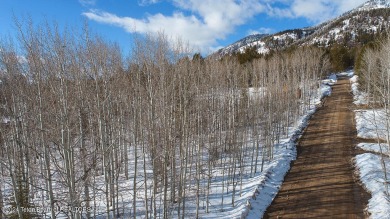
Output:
264 78 370 219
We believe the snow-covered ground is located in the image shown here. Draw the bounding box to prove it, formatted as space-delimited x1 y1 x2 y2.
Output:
355 109 388 140
355 153 390 218
3 72 375 219
351 71 390 219
350 75 369 105
0 76 334 219
168 78 333 219
172 77 332 219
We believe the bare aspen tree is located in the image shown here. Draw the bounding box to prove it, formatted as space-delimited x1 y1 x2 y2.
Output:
14 20 58 219
0 42 29 219
45 25 82 219
359 38 390 195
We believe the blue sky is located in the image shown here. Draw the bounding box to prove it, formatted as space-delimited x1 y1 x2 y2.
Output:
0 0 368 54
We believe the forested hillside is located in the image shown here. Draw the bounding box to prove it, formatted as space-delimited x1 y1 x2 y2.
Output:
215 1 390 72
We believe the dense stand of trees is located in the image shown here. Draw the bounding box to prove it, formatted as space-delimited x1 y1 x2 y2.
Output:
355 35 390 195
0 22 329 218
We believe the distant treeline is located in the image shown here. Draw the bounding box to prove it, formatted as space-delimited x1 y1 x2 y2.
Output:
232 30 388 73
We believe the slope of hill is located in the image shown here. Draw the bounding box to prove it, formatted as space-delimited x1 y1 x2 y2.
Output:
215 0 390 57
217 34 268 56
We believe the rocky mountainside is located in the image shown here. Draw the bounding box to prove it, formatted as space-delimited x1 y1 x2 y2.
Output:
217 34 268 56
215 0 390 56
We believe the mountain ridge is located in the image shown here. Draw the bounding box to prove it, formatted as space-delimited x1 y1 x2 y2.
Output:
214 0 390 57
355 0 390 12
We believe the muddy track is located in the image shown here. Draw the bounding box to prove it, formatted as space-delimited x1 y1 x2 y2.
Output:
264 78 370 219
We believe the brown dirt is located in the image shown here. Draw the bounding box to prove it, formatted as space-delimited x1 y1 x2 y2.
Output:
263 78 370 219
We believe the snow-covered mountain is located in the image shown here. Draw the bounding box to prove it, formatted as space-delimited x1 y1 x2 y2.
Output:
215 0 390 57
355 0 390 11
217 34 268 56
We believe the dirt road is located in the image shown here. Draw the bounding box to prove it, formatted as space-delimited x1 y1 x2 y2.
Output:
264 78 370 218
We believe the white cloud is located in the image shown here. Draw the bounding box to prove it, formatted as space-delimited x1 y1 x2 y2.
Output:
266 5 294 18
291 0 335 23
247 27 274 35
79 0 96 7
266 0 368 23
83 0 265 53
173 0 264 30
337 0 368 14
82 0 368 52
138 0 161 6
